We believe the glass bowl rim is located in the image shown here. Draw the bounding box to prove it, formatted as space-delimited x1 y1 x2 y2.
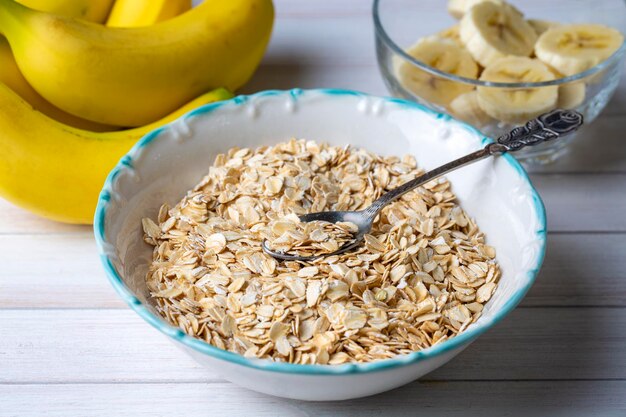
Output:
372 0 626 88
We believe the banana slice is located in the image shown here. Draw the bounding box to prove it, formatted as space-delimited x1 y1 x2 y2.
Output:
434 25 463 45
460 2 537 67
397 39 478 108
557 82 586 109
447 0 513 20
477 57 557 124
527 19 560 36
449 90 493 126
535 24 624 76
548 68 587 109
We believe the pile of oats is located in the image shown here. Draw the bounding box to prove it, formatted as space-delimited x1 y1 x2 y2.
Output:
142 139 500 365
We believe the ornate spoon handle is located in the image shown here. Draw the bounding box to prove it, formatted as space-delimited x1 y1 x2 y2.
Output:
362 109 583 219
496 109 583 151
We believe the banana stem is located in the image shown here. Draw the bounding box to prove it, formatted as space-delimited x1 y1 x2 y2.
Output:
0 0 26 37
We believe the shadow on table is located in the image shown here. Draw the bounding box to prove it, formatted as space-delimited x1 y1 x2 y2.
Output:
240 50 314 94
238 47 386 95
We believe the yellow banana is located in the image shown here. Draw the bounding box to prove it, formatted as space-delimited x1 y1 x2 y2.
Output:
15 0 114 23
0 83 233 224
2 0 171 130
0 37 117 131
0 0 273 126
107 0 192 28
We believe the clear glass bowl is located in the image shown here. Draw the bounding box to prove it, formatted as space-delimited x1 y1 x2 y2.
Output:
373 0 626 165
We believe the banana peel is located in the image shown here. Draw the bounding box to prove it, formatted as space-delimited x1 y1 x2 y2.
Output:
0 36 117 131
16 0 115 23
0 83 233 224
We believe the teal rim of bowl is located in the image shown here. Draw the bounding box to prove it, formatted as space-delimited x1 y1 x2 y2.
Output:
94 88 547 376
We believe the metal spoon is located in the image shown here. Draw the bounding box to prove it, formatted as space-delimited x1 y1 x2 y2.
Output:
262 109 583 262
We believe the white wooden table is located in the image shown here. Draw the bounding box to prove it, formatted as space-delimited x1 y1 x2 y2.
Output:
2 1 626 415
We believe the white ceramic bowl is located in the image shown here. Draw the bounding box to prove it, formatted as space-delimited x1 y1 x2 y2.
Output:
95 89 546 401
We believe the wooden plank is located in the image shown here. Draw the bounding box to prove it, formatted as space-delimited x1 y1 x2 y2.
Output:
1 308 624 383
1 381 624 417
0 199 88 235
262 17 376 65
1 233 623 309
532 174 626 232
0 234 124 309
275 0 372 16
526 234 626 307
0 309 212 384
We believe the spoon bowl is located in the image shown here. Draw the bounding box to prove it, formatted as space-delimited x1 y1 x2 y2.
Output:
261 210 371 261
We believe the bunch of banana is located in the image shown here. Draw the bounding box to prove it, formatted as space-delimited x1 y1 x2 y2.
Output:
0 0 273 223
0 0 273 126
397 0 623 127
0 0 202 131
